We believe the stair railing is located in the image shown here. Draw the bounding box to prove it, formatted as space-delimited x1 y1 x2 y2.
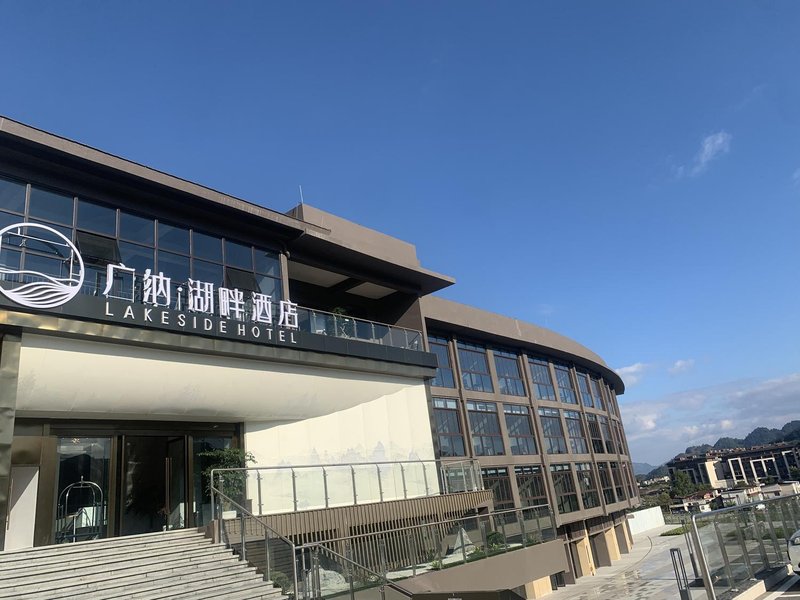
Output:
211 475 299 598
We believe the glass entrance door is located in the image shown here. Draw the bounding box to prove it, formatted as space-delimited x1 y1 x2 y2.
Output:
120 436 187 535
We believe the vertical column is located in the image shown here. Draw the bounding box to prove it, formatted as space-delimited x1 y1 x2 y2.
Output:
0 334 22 551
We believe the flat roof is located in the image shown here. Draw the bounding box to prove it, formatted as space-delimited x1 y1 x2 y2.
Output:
0 116 454 294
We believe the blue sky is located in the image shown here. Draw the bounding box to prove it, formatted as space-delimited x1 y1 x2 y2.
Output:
1 1 799 464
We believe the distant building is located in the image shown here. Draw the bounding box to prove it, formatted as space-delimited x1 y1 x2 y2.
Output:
667 441 800 489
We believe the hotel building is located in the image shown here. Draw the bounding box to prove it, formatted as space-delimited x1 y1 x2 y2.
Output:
0 116 638 597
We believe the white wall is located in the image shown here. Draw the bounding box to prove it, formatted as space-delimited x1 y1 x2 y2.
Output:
16 333 423 423
627 506 666 536
244 384 439 513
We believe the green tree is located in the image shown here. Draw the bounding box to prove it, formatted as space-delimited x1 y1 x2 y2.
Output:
672 471 695 498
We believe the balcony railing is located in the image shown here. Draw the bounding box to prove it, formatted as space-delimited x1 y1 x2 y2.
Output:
213 459 483 516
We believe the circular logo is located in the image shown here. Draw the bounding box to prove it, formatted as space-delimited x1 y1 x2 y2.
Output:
0 222 85 309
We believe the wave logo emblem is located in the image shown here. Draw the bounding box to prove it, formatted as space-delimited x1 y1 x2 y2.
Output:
0 222 85 309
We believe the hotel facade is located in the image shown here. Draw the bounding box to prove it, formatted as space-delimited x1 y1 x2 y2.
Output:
0 117 638 596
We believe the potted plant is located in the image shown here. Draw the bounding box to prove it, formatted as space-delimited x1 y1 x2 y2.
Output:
199 447 255 518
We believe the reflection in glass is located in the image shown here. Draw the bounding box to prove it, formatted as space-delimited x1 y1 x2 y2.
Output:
255 249 280 276
0 176 26 213
192 231 222 262
157 222 189 254
192 259 224 286
77 200 116 236
225 240 252 269
55 437 111 543
29 186 74 225
120 212 154 246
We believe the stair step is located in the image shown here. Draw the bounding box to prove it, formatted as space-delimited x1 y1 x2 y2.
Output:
0 549 239 597
0 543 232 588
0 530 206 563
0 536 213 575
0 528 290 600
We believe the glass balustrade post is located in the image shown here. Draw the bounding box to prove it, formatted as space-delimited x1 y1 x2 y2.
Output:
400 463 407 499
458 524 468 563
264 529 272 581
462 466 467 494
766 507 783 564
312 549 321 599
713 519 734 589
240 514 246 562
322 466 329 509
351 466 358 505
345 542 356 600
480 520 489 557
409 531 417 576
377 465 384 502
257 471 263 516
519 511 527 547
734 514 753 579
780 502 792 540
423 462 430 496
291 468 298 512
301 549 308 600
499 518 508 553
750 512 770 571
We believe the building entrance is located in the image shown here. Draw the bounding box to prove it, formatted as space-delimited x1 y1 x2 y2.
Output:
120 436 187 535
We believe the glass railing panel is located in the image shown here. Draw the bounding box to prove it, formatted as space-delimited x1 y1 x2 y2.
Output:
293 468 327 511
377 463 404 501
322 465 357 508
256 470 295 515
402 462 432 499
695 515 731 594
352 464 383 504
716 512 750 586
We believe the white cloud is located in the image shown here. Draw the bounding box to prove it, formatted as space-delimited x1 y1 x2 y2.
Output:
622 373 800 464
673 131 732 178
615 362 648 386
669 358 695 375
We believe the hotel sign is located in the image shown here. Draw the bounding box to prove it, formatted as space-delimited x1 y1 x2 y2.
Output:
0 222 301 346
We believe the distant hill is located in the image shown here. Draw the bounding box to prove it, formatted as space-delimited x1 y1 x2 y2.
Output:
684 420 800 454
633 462 657 476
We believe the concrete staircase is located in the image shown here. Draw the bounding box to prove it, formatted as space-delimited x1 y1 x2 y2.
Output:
0 528 287 599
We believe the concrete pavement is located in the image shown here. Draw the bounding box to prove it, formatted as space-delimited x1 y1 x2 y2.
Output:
545 524 705 600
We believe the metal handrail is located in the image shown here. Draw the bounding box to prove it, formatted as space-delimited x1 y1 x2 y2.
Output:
302 540 414 600
210 479 299 596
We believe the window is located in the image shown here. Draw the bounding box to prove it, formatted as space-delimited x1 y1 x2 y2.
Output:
564 411 588 454
598 463 616 504
613 421 628 455
0 175 26 214
494 350 525 396
599 416 616 454
28 186 74 225
576 463 600 509
482 467 514 511
589 377 605 410
457 342 494 392
504 404 537 455
76 231 121 265
428 336 455 388
467 401 504 456
225 240 253 269
77 200 116 236
586 414 605 454
192 231 222 262
538 408 567 454
515 465 547 507
610 462 625 501
529 358 556 401
432 398 465 457
554 363 577 404
225 267 260 292
119 212 154 246
550 464 579 514
157 221 190 254
622 462 636 500
576 373 593 407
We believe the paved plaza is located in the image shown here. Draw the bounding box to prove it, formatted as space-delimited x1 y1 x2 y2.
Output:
546 524 705 600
